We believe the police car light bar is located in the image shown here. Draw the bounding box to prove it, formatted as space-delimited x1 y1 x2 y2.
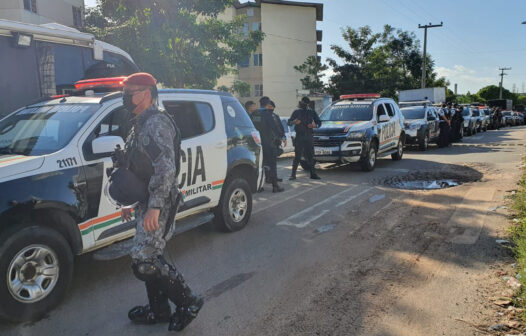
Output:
74 77 126 91
340 93 381 100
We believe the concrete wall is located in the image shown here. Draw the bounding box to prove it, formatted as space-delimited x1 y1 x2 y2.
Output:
261 3 317 116
0 0 84 27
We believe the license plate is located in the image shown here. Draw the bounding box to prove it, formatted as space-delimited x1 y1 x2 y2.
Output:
314 147 335 155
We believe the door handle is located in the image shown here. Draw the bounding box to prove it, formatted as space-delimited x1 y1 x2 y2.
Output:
215 140 227 148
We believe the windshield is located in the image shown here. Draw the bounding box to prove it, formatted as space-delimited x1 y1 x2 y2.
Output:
462 109 470 116
484 110 491 116
320 103 373 122
401 107 425 120
0 104 97 156
472 110 480 116
503 111 512 116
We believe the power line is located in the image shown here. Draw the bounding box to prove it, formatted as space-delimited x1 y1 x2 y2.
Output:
419 22 443 88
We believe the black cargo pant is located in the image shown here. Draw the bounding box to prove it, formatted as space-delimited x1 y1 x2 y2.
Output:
293 135 315 170
263 142 278 185
438 122 451 147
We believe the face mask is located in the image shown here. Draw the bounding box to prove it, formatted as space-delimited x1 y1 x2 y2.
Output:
123 93 137 112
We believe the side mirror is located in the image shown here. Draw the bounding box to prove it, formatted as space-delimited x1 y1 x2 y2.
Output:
92 136 125 155
378 114 390 123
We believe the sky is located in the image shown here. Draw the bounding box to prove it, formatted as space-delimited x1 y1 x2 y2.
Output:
85 0 526 94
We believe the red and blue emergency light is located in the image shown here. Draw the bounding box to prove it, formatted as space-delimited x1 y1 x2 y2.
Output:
74 77 126 91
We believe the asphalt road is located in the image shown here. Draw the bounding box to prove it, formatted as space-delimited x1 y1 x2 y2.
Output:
2 126 526 336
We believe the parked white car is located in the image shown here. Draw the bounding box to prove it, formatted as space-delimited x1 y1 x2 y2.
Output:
280 117 296 154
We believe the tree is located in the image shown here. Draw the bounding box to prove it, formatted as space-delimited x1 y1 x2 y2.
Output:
84 0 263 88
477 85 518 104
326 25 449 99
518 95 526 105
217 80 251 97
294 56 328 92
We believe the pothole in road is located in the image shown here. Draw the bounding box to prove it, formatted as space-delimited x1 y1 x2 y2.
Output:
381 167 483 190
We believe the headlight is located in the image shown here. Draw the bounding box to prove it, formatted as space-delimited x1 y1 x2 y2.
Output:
347 130 366 140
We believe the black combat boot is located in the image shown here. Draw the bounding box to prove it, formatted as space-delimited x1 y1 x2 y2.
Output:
272 183 284 193
310 167 321 180
289 161 298 180
128 280 172 324
168 297 204 331
155 257 204 331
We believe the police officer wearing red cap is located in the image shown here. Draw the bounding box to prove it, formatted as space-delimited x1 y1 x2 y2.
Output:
118 72 203 331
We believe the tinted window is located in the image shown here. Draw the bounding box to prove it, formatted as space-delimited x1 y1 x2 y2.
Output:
401 107 425 120
163 101 215 139
462 109 470 116
503 111 512 116
281 119 288 133
320 103 373 122
385 103 395 117
0 104 97 156
83 107 131 160
472 109 480 116
221 97 255 137
377 104 388 121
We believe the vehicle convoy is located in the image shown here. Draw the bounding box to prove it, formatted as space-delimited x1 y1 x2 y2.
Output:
398 87 446 105
502 111 515 126
471 108 487 132
0 19 139 119
400 103 441 151
461 107 478 135
0 79 263 322
312 94 405 171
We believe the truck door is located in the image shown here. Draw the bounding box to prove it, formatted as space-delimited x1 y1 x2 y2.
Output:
376 103 397 152
160 95 227 214
78 103 133 248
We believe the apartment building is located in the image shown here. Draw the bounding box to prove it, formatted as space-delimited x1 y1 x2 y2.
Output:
0 0 85 28
217 0 324 116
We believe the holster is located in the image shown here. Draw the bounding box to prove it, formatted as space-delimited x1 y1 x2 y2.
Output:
163 187 184 239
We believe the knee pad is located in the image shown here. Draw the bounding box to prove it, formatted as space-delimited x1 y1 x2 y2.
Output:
132 260 161 282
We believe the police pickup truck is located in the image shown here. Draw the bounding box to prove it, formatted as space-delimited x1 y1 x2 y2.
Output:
312 94 405 171
0 78 263 322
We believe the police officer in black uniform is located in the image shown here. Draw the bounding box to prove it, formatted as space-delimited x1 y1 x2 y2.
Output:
251 96 284 192
114 73 203 332
437 103 452 147
288 97 321 180
451 103 464 142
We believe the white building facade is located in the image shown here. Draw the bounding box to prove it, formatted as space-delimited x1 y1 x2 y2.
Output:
0 0 85 28
217 0 324 116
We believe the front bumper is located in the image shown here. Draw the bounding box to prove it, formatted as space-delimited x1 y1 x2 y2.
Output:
404 128 423 144
313 138 365 163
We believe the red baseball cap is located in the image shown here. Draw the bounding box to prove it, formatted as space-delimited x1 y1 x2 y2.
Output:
123 72 157 87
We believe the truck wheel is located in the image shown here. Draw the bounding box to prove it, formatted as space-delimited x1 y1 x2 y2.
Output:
391 138 404 161
215 178 253 232
419 132 429 151
0 225 73 322
360 142 377 172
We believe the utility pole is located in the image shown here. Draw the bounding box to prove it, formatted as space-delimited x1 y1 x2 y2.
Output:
498 67 511 99
419 22 443 89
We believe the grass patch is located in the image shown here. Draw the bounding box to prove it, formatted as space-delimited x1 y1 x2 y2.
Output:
509 159 526 313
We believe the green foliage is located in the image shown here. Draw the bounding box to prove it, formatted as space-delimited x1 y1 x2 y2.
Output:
294 56 328 92
84 0 264 88
218 80 251 97
509 160 526 316
455 91 486 104
477 85 518 104
518 96 526 106
327 25 449 99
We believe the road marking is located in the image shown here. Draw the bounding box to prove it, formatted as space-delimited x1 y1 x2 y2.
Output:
277 186 374 228
253 184 326 215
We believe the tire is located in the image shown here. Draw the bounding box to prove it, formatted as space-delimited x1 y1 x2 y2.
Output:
419 132 429 151
466 127 472 136
459 127 464 139
214 177 253 232
391 138 404 161
0 225 73 322
360 141 377 172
